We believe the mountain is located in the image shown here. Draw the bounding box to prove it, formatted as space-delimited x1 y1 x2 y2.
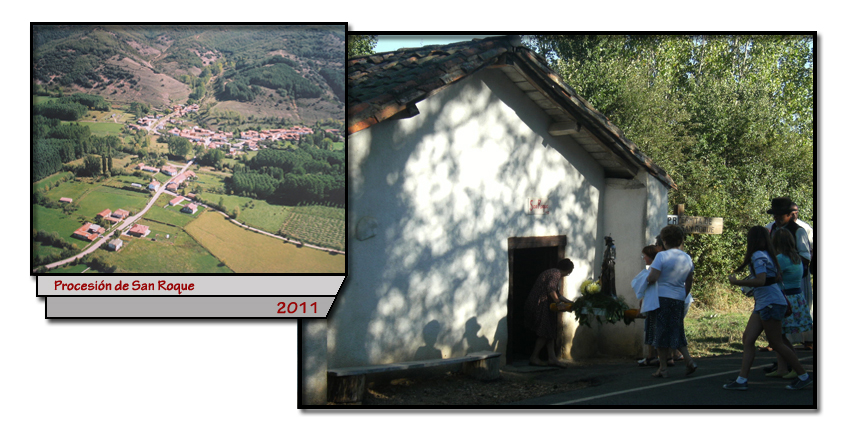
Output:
32 24 344 124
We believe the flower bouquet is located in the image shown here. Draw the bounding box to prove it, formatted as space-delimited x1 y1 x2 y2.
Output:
570 279 633 328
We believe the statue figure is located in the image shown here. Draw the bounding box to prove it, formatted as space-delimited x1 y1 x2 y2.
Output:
600 236 617 297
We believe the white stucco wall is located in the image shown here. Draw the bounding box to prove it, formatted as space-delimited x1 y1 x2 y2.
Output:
334 67 665 369
301 320 328 405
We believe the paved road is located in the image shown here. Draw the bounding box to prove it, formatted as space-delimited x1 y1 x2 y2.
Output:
38 159 195 271
506 349 815 407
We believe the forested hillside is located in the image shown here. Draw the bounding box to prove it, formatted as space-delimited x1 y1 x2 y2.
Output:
32 25 344 121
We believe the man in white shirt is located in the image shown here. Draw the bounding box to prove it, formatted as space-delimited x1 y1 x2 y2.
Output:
766 202 813 248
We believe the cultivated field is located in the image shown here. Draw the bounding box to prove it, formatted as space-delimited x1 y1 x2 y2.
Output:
193 192 345 250
90 220 232 273
184 210 344 273
279 206 345 251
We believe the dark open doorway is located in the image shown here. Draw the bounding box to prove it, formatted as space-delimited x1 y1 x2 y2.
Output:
506 235 567 364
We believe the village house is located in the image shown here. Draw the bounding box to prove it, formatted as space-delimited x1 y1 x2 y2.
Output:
171 171 196 186
128 224 150 237
303 36 678 404
181 203 198 214
165 182 178 192
72 223 105 241
108 238 123 251
168 196 184 206
137 163 159 174
96 209 112 220
161 165 177 176
59 197 73 204
148 180 160 191
112 209 130 220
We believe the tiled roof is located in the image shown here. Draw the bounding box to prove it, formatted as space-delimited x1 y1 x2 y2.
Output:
348 35 676 190
348 37 510 135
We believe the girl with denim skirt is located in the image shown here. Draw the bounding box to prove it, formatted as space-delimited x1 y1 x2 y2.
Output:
768 228 814 378
723 226 811 390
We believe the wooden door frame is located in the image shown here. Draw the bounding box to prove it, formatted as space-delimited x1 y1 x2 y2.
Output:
506 235 567 364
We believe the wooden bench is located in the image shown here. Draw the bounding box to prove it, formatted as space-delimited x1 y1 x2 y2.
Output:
327 351 501 404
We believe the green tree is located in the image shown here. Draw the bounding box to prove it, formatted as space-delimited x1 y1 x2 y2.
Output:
83 154 102 177
527 34 813 307
348 35 377 58
165 136 192 158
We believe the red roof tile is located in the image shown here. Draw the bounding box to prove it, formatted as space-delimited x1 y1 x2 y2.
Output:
347 35 677 190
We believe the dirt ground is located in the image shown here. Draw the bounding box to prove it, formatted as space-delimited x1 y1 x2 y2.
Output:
342 359 621 406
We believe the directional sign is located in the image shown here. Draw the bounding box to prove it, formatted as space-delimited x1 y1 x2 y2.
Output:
668 215 723 234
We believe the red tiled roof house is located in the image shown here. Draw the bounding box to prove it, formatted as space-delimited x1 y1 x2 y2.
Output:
128 224 150 237
181 203 198 214
72 223 105 241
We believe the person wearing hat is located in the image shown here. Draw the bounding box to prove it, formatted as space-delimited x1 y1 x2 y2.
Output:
767 198 811 268
766 201 813 247
767 197 813 350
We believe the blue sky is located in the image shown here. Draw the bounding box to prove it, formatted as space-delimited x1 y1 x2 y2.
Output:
375 35 502 53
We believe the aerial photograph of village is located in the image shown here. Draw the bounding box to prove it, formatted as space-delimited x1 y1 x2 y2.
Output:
31 24 345 274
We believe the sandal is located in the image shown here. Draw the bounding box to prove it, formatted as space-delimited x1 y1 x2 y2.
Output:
666 359 676 367
685 362 698 376
652 369 669 378
638 357 657 367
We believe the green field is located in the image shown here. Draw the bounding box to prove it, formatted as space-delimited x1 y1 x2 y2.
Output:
190 169 229 192
35 179 151 248
33 171 75 194
62 120 125 136
185 210 344 273
32 204 90 261
90 220 233 273
32 95 57 104
33 204 86 236
40 178 92 203
72 185 150 220
198 192 291 233
142 194 200 228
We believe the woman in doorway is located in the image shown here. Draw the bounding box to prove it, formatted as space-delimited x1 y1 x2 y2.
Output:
724 226 811 390
525 258 575 368
646 225 698 378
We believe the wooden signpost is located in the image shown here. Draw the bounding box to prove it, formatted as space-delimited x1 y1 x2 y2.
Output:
668 204 723 235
